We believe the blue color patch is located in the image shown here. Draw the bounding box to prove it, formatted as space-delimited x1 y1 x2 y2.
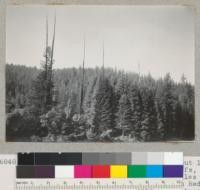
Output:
146 165 163 178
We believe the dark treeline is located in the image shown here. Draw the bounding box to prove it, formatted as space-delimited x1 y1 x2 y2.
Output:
6 63 194 142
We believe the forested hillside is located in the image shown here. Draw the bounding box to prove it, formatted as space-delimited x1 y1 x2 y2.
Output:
6 63 194 142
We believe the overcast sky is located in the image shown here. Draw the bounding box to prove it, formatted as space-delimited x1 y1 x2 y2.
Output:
6 5 194 83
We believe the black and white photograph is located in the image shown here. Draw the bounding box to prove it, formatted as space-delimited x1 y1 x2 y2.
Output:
6 5 194 142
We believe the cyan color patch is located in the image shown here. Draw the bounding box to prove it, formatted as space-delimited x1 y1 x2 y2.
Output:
146 165 163 178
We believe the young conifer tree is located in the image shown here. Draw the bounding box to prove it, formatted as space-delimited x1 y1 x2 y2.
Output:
94 77 115 132
116 93 132 136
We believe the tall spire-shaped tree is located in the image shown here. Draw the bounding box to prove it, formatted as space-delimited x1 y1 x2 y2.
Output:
47 13 56 106
138 60 141 87
79 37 86 114
45 15 48 74
31 14 56 113
102 40 105 77
43 16 49 106
50 13 56 71
93 40 115 135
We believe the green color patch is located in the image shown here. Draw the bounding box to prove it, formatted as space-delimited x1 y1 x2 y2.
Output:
128 165 146 178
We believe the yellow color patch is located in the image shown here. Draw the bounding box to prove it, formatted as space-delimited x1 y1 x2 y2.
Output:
110 165 127 178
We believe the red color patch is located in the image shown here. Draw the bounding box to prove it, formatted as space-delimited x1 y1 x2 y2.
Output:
92 165 110 178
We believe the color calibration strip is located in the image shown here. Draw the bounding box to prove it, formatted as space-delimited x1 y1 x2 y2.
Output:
18 152 183 165
17 152 183 179
16 165 183 178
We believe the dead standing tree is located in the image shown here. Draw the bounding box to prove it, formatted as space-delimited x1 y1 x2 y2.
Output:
31 13 56 113
79 37 86 115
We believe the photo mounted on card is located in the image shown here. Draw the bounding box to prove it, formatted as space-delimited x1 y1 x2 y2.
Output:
6 5 194 142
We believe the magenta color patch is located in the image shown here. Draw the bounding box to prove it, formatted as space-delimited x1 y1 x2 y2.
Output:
74 165 92 178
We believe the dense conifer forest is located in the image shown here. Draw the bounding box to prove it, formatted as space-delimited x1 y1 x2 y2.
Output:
6 13 194 142
6 62 194 142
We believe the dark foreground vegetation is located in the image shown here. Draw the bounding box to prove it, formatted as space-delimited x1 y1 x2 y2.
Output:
6 62 194 142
